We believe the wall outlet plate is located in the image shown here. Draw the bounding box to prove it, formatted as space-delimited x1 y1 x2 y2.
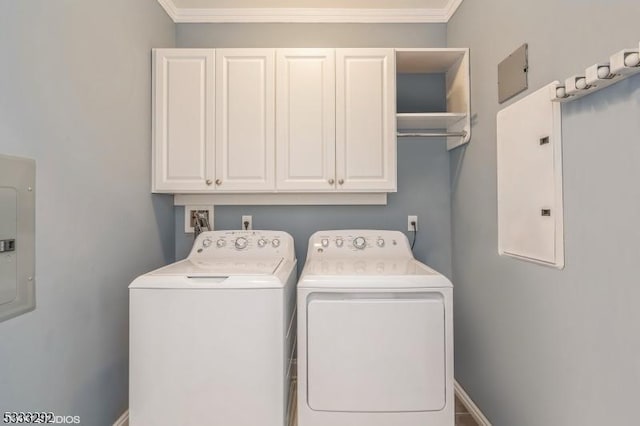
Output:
185 205 214 233
408 215 418 232
242 215 252 230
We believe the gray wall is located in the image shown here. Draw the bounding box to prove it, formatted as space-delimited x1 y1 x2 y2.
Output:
177 23 446 48
0 1 175 425
175 140 453 276
174 23 453 275
448 2 640 425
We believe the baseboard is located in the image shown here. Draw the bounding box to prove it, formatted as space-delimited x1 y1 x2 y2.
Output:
113 410 129 426
454 380 492 426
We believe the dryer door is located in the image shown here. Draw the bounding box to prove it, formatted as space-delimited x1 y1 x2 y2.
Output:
306 292 446 412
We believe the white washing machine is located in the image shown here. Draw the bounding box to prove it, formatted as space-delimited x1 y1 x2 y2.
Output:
297 230 454 426
129 230 297 426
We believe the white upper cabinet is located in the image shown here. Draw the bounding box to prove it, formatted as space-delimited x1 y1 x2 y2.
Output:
152 47 401 195
336 49 397 192
215 49 276 191
152 49 215 192
276 49 336 191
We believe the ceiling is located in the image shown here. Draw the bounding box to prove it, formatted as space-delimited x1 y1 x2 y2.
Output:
158 0 463 23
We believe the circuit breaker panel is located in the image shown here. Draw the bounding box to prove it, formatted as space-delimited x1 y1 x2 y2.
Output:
497 83 564 269
0 154 35 322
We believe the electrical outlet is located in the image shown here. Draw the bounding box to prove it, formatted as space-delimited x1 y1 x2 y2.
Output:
408 215 418 232
242 215 252 230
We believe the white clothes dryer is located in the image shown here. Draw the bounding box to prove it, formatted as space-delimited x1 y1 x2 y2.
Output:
129 230 297 426
297 230 453 426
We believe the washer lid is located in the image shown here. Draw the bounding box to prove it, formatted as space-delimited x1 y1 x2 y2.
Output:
129 257 292 289
149 257 284 277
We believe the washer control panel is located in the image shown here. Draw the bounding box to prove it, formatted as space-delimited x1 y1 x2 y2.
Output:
308 230 411 258
190 230 293 259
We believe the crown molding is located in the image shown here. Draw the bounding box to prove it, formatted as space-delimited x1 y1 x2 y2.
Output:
157 0 464 23
157 0 180 19
443 0 464 21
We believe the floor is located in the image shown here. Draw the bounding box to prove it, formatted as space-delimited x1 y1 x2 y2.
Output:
455 395 480 426
289 379 480 426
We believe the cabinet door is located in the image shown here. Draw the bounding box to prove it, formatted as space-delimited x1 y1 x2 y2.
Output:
336 49 396 192
276 49 336 191
152 49 215 192
215 49 275 191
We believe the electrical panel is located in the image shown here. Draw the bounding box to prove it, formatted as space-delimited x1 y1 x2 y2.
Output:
497 83 564 268
0 154 35 322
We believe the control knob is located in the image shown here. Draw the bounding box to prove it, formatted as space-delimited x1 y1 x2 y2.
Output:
321 238 329 248
377 238 385 247
216 239 226 248
353 236 367 250
272 239 281 248
335 238 344 247
257 238 267 248
202 238 212 248
235 237 248 250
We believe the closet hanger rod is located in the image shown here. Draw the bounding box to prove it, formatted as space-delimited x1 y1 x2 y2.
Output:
397 131 467 138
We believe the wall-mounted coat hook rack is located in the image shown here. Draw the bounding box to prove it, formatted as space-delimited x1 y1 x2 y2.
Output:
553 43 640 103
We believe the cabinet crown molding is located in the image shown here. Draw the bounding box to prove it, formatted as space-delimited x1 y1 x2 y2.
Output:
156 0 463 23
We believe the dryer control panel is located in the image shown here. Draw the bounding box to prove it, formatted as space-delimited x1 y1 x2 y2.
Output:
307 230 412 258
189 230 295 261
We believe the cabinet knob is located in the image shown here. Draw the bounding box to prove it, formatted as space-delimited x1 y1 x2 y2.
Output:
215 179 222 185
328 178 335 185
338 179 344 185
206 179 213 186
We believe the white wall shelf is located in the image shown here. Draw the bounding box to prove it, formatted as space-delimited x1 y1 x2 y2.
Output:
397 112 466 130
395 48 471 150
174 193 388 206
